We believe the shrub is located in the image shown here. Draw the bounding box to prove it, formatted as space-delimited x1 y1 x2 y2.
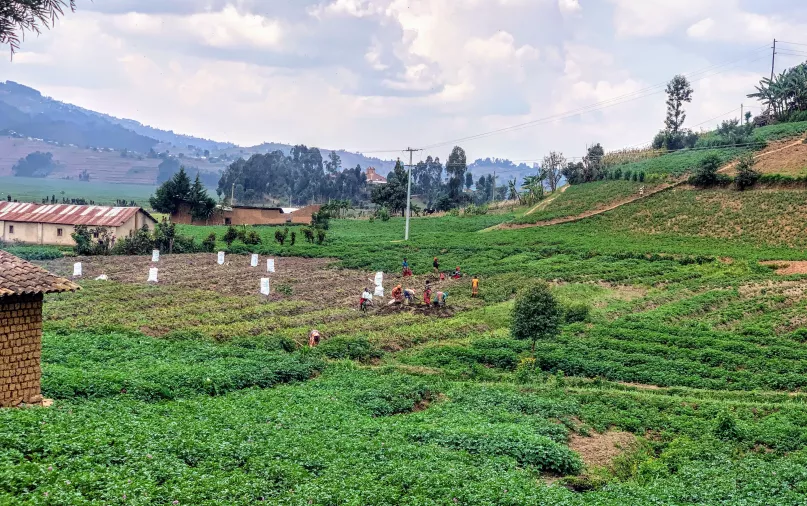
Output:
564 302 590 323
512 282 562 353
222 226 238 246
735 153 760 191
375 207 391 222
302 227 315 243
202 233 217 252
639 171 645 182
274 228 289 246
714 410 744 442
691 153 723 187
316 228 326 245
113 225 154 255
72 225 113 256
290 231 296 246
243 230 262 245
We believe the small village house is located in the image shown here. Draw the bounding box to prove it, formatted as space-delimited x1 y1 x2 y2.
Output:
0 202 157 246
0 251 78 407
365 167 387 185
171 203 322 226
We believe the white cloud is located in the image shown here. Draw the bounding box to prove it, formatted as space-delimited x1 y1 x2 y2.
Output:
558 0 581 16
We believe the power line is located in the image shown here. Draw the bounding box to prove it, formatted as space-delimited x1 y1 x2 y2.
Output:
778 41 807 47
417 46 772 151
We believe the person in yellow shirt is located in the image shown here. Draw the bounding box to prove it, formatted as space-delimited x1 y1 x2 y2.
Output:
472 275 479 298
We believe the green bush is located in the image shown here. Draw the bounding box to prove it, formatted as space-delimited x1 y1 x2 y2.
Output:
564 302 590 323
202 232 217 252
690 153 723 187
512 282 562 352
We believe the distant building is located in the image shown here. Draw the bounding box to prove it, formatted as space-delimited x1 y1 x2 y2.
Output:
0 202 157 246
0 251 79 407
365 167 387 185
171 203 321 226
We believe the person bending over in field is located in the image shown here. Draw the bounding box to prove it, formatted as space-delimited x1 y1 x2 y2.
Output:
404 288 417 305
389 284 404 305
402 258 413 277
423 284 432 306
433 291 447 307
451 266 463 279
308 329 321 347
433 257 440 275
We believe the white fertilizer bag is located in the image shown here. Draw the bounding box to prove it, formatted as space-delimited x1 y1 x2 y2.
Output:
147 268 158 283
72 262 82 277
217 251 225 265
152 249 160 263
374 285 384 298
95 274 109 281
260 278 271 295
267 259 276 273
251 254 259 267
374 271 383 287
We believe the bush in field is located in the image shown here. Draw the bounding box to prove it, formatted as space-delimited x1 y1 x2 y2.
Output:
512 282 562 353
639 172 645 182
316 228 327 245
243 230 262 245
563 302 590 324
113 225 154 255
735 153 760 191
72 225 113 256
691 153 723 187
290 231 296 246
222 226 238 246
275 228 289 246
202 233 217 252
714 410 744 442
302 227 315 243
375 206 391 222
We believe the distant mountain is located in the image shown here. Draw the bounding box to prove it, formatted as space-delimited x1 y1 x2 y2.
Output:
0 81 532 186
468 158 536 184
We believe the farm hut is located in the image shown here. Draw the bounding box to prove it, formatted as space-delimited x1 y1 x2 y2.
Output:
171 203 321 226
0 201 157 246
0 251 78 407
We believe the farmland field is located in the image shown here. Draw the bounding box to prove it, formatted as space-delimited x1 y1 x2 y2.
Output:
515 180 645 224
0 175 157 207
7 206 807 504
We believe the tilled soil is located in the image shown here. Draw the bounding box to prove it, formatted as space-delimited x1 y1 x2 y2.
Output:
40 254 459 311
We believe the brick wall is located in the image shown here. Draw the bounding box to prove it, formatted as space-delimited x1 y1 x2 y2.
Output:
0 293 43 407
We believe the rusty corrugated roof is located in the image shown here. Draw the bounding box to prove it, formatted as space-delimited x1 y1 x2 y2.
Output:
0 250 79 297
0 201 156 227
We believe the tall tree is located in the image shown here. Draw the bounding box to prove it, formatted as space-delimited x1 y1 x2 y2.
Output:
1 0 76 56
371 159 409 216
188 173 217 222
464 172 473 190
150 166 193 215
445 146 467 201
582 144 605 183
541 151 566 192
325 151 342 175
665 75 694 134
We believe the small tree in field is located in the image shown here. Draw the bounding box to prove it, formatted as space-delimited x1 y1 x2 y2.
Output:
735 154 760 191
222 226 238 246
691 154 722 187
511 282 562 354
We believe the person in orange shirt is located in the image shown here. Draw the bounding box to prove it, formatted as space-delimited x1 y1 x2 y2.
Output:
308 329 321 347
472 275 479 298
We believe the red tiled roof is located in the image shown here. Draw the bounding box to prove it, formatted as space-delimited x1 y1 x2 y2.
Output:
0 202 156 227
0 250 79 297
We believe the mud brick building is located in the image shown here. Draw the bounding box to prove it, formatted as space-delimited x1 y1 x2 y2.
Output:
0 251 78 407
171 203 322 226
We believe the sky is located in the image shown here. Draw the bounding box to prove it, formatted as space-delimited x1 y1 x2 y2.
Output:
3 0 807 164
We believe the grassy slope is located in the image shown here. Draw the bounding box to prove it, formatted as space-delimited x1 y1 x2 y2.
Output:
0 175 157 207
515 180 644 224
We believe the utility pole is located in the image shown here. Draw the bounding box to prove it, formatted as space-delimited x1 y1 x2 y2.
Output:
740 103 743 124
231 183 235 206
769 39 777 116
403 147 421 241
491 171 496 206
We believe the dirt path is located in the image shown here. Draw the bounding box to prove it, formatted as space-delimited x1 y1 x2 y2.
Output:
525 185 570 215
498 135 807 230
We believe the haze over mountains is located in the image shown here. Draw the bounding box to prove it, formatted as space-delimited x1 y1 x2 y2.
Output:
0 81 535 186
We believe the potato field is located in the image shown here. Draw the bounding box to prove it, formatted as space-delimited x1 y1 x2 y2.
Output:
5 209 807 505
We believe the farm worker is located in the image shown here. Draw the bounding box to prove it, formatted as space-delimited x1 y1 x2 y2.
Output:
389 284 404 305
439 271 446 281
423 283 432 306
451 266 462 279
433 291 447 307
402 258 411 277
472 275 479 298
308 329 321 347
433 257 440 275
360 288 373 312
404 288 417 304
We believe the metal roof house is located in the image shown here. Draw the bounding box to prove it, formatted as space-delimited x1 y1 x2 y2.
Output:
0 202 157 246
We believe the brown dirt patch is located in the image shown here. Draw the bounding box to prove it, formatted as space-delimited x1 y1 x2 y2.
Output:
41 254 392 308
618 382 662 391
760 261 807 276
569 431 638 469
739 138 807 176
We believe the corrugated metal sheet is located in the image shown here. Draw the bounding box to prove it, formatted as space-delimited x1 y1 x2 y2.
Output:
0 201 152 227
